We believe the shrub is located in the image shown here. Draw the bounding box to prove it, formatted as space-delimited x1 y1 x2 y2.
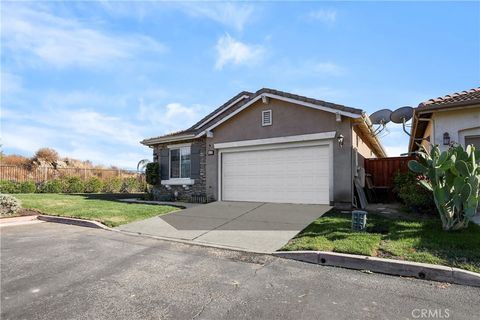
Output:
63 176 84 193
33 147 59 163
38 179 64 193
0 194 21 216
1 154 30 166
103 177 122 193
393 171 435 213
18 181 36 193
0 180 18 193
145 162 159 185
121 177 141 193
85 176 103 193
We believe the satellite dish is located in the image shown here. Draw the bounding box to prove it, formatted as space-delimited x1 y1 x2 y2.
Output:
370 109 392 125
368 109 392 136
390 106 413 124
390 106 414 136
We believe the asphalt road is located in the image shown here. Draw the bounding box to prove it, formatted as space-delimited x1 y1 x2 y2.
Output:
1 222 479 320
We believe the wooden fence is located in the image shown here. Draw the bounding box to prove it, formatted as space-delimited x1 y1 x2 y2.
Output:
364 156 415 189
0 166 144 183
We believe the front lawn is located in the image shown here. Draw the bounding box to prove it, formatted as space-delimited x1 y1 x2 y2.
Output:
281 210 480 273
14 194 178 227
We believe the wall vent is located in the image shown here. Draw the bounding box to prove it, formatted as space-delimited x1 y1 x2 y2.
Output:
262 110 272 126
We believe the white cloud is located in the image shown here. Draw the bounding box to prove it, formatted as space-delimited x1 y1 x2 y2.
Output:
215 34 264 70
138 99 208 133
180 2 255 32
2 4 166 68
308 9 337 25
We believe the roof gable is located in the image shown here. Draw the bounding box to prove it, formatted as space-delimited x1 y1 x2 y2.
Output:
141 88 364 145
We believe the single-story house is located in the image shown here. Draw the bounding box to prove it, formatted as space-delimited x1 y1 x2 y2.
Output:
141 88 386 206
409 87 480 153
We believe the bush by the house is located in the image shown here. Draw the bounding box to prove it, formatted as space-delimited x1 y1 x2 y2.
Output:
0 180 18 194
393 171 435 214
102 177 123 193
63 176 84 193
0 194 21 216
145 162 159 185
38 179 64 193
84 176 104 193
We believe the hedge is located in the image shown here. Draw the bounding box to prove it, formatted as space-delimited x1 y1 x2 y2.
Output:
0 177 146 194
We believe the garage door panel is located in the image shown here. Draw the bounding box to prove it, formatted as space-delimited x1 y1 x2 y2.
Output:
221 145 330 204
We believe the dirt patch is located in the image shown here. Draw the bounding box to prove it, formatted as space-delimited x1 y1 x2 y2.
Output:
0 208 41 219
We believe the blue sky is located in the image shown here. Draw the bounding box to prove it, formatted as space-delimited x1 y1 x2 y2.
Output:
2 1 479 168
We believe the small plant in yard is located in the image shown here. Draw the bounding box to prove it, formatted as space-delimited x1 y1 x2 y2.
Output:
0 194 21 216
63 176 85 193
408 144 480 230
84 176 104 193
393 171 435 213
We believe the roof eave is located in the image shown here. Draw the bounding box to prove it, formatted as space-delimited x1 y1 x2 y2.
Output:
357 115 388 158
140 133 201 146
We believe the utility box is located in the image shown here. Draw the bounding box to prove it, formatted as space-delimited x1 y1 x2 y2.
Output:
352 210 367 232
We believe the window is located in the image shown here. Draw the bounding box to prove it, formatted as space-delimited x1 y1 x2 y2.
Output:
262 110 272 126
170 146 191 179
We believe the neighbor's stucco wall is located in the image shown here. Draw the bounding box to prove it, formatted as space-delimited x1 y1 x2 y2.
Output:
205 98 355 205
420 121 433 152
431 106 480 152
352 127 376 169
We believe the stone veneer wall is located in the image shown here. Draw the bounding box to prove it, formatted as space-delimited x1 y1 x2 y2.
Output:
150 138 208 202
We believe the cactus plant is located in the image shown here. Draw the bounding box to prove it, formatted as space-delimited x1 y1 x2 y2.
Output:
408 144 480 230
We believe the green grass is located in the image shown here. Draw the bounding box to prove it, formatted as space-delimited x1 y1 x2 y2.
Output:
14 194 178 227
281 210 480 273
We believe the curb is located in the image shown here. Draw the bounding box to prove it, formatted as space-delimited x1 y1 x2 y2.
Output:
274 251 480 287
37 215 116 230
36 215 267 254
36 215 480 288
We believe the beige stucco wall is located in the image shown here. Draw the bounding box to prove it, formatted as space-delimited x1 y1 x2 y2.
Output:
205 98 356 205
420 121 433 152
428 106 480 152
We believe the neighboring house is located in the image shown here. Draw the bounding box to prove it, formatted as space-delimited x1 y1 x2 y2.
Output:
141 88 386 206
409 87 480 153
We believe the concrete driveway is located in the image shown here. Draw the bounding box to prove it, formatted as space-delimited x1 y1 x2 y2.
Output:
117 201 331 253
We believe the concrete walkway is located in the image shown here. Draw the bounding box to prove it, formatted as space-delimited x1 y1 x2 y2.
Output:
117 201 331 253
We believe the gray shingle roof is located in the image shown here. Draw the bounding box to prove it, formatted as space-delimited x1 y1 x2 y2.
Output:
142 88 363 143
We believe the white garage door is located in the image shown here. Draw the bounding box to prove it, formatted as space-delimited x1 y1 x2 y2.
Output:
221 144 330 204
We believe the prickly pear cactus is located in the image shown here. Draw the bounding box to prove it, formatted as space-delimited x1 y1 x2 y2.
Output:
408 144 480 230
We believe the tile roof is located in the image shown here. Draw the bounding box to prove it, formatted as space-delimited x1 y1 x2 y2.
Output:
142 88 363 144
419 87 480 109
